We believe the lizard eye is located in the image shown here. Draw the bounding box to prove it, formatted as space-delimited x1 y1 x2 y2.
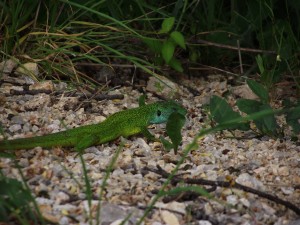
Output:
157 110 161 117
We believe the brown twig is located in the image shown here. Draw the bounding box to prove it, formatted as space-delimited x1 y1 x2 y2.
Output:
145 165 300 215
237 40 244 74
10 88 52 95
192 39 276 55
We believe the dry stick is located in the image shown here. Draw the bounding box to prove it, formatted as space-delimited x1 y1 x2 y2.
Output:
146 165 300 215
10 89 52 95
76 62 155 69
193 39 277 55
237 40 244 74
9 88 124 101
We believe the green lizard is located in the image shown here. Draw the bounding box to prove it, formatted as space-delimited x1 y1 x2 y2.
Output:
0 101 186 152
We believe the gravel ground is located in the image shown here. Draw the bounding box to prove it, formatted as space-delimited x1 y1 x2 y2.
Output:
0 76 299 225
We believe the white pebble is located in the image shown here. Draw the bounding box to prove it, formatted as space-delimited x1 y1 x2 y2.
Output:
9 124 21 132
32 125 39 132
226 195 238 206
198 221 212 225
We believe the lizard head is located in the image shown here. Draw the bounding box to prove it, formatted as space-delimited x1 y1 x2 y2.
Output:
149 101 187 124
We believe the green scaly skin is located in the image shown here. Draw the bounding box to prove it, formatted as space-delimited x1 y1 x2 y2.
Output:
0 101 186 151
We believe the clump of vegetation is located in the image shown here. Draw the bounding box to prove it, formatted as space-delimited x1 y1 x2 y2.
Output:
1 1 299 85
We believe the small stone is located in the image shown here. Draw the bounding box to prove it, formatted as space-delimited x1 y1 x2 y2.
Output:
155 202 186 214
55 191 70 204
55 82 68 91
204 202 213 214
29 80 54 92
11 115 25 125
236 173 265 190
0 58 19 74
161 210 180 225
111 219 130 225
15 62 39 77
136 138 151 153
239 198 250 208
38 204 60 223
152 222 163 225
32 125 39 132
0 94 6 106
47 123 60 132
112 168 124 176
90 172 103 180
23 94 51 110
231 84 259 100
19 158 29 167
253 166 266 174
59 216 70 225
198 221 212 225
146 74 183 99
9 124 21 132
278 166 289 176
281 187 294 195
118 154 133 170
261 202 276 214
226 195 238 206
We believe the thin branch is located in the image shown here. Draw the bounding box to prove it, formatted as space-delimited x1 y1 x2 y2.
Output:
145 165 300 215
192 39 277 55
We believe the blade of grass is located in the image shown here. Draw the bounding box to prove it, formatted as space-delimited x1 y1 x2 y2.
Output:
13 162 46 225
79 154 93 225
58 0 143 38
96 142 124 225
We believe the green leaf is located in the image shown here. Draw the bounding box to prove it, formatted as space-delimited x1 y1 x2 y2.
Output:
170 31 186 49
237 99 279 136
159 136 174 152
166 112 186 154
168 57 183 72
0 177 33 221
258 104 279 136
162 40 175 63
256 54 265 74
285 101 300 134
159 17 175 34
143 37 163 54
246 79 269 103
236 98 263 114
210 96 249 130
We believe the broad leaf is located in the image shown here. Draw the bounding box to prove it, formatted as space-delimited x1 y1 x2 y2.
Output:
159 136 174 152
166 112 186 154
247 79 269 103
237 99 279 136
210 96 249 130
143 37 162 54
0 177 33 221
162 40 175 63
258 104 279 136
170 31 186 49
236 98 262 114
159 17 175 34
256 54 265 74
284 100 300 134
168 58 183 72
